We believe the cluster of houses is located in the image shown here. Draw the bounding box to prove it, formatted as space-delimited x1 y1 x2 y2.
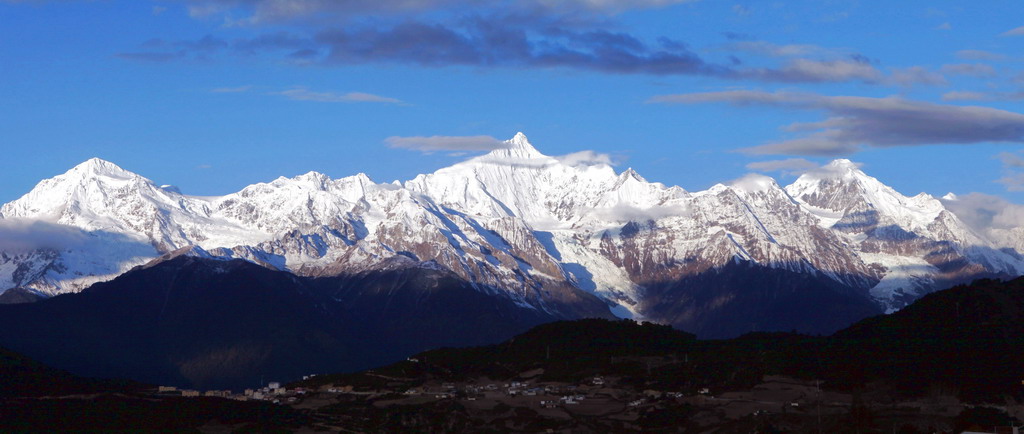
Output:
155 372 696 413
156 386 230 398
394 375 692 411
155 378 320 403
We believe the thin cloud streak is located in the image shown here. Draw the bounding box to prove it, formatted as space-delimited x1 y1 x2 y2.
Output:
384 135 508 152
941 63 996 77
649 90 1024 156
1002 25 1024 36
274 88 404 104
955 50 1009 61
739 58 883 84
183 0 699 25
211 85 253 93
745 158 819 175
942 91 1024 102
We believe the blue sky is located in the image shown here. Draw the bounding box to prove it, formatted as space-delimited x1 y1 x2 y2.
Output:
2 0 1023 206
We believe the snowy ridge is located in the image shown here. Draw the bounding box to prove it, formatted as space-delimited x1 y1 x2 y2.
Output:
786 159 1024 310
2 134 1023 316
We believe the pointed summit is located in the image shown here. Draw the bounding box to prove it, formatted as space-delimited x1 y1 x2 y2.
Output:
788 159 871 188
786 158 946 231
493 132 544 158
64 158 136 180
510 132 531 148
620 168 647 183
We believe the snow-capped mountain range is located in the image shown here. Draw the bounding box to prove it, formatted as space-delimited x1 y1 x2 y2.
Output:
2 133 1022 328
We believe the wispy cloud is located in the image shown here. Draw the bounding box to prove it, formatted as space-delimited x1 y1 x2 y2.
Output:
997 151 1024 168
725 41 838 58
731 4 751 16
592 202 689 222
384 135 507 152
210 85 253 93
942 91 993 102
941 63 996 77
740 58 883 84
941 90 1024 102
115 51 184 62
1001 25 1024 36
996 150 1024 192
955 50 1008 61
997 173 1024 192
274 88 404 104
745 158 819 175
649 90 1024 156
888 66 947 86
996 151 1024 192
941 192 1024 234
183 0 698 25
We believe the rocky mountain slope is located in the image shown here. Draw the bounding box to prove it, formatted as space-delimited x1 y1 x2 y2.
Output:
1 133 1021 336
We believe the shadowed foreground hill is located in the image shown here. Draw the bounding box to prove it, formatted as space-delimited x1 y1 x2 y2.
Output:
822 277 1024 400
1 276 1021 432
0 345 307 432
0 256 576 390
304 277 1024 403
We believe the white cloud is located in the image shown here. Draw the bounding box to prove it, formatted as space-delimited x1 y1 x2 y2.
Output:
275 88 404 104
941 193 1024 235
593 202 689 222
555 150 615 167
728 173 778 192
384 135 507 152
0 219 88 253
